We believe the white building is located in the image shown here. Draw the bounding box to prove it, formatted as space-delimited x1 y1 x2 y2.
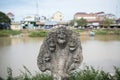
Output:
7 12 15 22
51 11 64 21
11 22 21 30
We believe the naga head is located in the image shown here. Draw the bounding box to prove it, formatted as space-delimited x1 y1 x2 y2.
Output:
56 27 67 45
69 34 78 52
46 32 56 52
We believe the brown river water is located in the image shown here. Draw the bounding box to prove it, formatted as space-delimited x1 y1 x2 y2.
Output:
0 35 120 78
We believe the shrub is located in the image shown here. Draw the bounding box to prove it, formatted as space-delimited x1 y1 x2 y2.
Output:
0 30 21 37
95 30 108 35
1 66 120 80
29 30 48 37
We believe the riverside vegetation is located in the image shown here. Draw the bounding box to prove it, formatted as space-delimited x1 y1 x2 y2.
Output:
0 66 120 80
28 30 48 37
0 30 22 37
0 29 120 37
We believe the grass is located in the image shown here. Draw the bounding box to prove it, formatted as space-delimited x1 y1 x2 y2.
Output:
0 66 120 80
72 29 120 35
0 29 119 37
0 30 21 37
29 30 48 37
95 30 108 35
95 29 120 35
69 66 114 80
73 29 84 33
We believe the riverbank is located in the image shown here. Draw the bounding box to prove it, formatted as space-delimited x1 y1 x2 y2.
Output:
0 29 120 37
0 30 22 37
73 29 120 36
0 66 120 80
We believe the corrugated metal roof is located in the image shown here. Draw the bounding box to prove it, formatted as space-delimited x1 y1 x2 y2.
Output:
45 21 57 25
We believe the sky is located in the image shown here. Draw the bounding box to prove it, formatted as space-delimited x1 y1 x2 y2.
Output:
0 0 120 21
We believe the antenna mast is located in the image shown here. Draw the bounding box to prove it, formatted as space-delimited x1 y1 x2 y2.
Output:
35 0 39 21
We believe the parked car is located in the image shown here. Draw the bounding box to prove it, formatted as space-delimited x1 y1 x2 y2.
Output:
0 23 10 30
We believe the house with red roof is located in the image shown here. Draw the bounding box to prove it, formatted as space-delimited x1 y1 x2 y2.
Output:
7 12 15 22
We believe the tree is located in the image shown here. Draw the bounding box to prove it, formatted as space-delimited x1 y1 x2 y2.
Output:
103 18 114 28
0 11 11 24
0 12 11 29
69 19 75 26
76 18 87 27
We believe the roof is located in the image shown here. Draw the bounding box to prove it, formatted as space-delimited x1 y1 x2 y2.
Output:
25 16 33 19
45 21 57 25
75 12 87 15
7 12 14 17
74 12 97 17
95 12 104 14
36 21 44 25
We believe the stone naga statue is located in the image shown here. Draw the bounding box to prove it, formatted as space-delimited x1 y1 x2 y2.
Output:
37 27 83 80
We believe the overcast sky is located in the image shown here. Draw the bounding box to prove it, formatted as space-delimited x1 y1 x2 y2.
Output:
0 0 120 21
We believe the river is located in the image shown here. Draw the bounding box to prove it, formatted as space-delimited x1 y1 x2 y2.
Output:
0 35 120 78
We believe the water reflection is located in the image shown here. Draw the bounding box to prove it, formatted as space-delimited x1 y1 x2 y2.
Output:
0 37 11 48
0 35 120 78
80 35 120 42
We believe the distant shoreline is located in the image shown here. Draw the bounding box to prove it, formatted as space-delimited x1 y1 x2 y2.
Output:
0 29 120 37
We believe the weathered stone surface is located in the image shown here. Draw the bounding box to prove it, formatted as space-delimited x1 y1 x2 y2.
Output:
37 27 83 80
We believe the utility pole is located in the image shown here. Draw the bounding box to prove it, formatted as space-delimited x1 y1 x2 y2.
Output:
116 0 120 18
35 0 39 21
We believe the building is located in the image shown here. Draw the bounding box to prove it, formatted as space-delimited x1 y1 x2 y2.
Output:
7 12 15 22
51 11 64 21
74 12 100 27
116 18 120 24
11 22 21 30
105 14 116 19
44 21 57 29
74 12 100 22
74 12 116 28
22 15 38 29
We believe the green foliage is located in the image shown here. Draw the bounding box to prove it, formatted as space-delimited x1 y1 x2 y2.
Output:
103 18 114 28
0 11 11 24
0 30 21 37
31 74 52 80
29 30 48 37
76 18 87 27
95 30 108 35
1 66 120 80
95 29 120 35
114 29 120 35
114 66 120 80
69 66 99 80
0 77 4 80
69 66 116 80
7 67 13 80
69 19 75 26
73 29 84 33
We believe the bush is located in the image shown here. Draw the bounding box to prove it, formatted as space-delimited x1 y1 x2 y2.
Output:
95 29 120 35
73 29 84 33
114 66 120 80
29 30 48 37
113 30 120 35
0 30 21 37
1 66 120 80
95 30 108 35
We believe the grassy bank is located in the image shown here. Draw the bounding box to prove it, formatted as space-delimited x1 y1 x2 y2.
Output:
0 66 120 80
94 29 120 35
0 30 22 37
29 30 48 37
0 29 120 37
73 29 84 33
74 29 120 36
